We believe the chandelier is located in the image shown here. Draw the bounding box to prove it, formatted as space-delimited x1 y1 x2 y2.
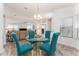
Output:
33 4 42 20
34 14 42 19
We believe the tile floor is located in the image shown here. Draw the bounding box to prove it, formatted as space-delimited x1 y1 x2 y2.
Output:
0 40 79 56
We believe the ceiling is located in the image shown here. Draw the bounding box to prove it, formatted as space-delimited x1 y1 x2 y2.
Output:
4 3 75 19
4 3 76 24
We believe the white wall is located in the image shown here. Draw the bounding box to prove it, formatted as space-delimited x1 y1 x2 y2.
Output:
51 6 74 32
74 4 79 15
0 3 5 53
52 5 79 50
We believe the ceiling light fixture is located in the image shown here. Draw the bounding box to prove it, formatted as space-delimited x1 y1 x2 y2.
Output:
34 14 42 19
34 4 42 20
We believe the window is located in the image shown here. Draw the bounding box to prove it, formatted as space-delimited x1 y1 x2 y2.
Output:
60 15 79 39
60 17 73 38
6 24 18 31
26 23 33 30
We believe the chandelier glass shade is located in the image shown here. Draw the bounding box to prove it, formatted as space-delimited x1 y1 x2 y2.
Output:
34 14 42 19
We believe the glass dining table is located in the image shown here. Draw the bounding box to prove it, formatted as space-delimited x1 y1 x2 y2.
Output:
27 36 49 56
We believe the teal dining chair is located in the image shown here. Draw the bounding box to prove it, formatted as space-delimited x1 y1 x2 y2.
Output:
28 30 36 43
43 31 51 43
11 32 33 56
40 32 60 56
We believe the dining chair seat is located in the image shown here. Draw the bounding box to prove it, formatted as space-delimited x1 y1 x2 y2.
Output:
20 43 33 55
28 30 36 43
40 32 60 56
29 38 36 41
11 32 33 56
41 43 50 52
42 38 49 43
42 31 51 43
40 43 56 55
